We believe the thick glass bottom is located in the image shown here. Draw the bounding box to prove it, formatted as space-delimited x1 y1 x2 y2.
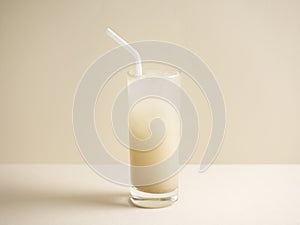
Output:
130 187 178 208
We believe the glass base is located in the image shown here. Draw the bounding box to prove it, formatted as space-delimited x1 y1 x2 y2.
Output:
130 187 178 208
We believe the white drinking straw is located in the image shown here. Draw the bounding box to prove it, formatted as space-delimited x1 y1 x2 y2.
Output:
106 28 143 76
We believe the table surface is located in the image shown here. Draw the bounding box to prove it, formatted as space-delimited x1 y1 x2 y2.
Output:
0 164 299 225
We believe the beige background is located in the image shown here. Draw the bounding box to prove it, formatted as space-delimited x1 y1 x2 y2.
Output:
1 0 300 164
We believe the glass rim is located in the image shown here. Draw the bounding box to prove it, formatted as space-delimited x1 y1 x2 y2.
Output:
128 69 180 78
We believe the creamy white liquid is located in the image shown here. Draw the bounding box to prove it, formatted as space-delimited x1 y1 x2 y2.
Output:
129 75 181 193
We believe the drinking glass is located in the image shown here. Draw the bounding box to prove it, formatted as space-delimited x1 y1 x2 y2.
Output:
128 70 181 208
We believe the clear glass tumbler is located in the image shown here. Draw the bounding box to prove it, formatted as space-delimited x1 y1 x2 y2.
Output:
127 70 181 208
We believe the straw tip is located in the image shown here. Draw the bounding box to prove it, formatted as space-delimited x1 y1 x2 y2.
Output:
106 27 113 34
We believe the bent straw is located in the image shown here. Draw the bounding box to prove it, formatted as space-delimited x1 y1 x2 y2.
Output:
106 28 143 76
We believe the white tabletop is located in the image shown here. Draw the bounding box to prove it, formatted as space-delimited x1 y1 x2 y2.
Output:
0 164 299 225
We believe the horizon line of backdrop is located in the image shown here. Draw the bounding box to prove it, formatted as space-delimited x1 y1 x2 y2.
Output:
1 0 300 164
